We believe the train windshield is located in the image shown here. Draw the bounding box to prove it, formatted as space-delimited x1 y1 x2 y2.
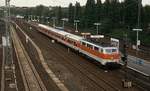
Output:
104 48 117 54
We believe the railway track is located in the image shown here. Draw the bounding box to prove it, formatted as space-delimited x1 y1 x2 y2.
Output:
1 20 18 91
13 21 69 91
48 42 121 91
10 25 47 91
20 26 117 91
16 21 141 91
0 20 4 90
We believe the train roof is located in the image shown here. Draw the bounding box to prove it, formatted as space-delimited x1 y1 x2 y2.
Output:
38 24 84 41
66 33 84 41
38 24 117 48
38 24 65 34
81 39 115 48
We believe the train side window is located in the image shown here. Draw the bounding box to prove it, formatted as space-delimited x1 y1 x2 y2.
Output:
101 49 103 53
87 44 90 47
87 44 93 49
94 46 99 51
112 49 117 53
82 42 86 46
68 39 72 43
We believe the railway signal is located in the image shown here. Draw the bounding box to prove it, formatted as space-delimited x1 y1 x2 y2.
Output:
52 17 56 28
132 28 142 51
61 18 68 29
37 16 40 22
121 34 133 88
122 44 127 65
74 20 80 33
45 17 49 23
111 38 119 49
94 23 101 35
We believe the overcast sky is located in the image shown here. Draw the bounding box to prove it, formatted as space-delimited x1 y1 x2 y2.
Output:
0 0 150 7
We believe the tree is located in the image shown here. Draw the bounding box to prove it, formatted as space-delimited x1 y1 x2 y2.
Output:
124 0 139 27
142 5 150 29
35 5 49 17
75 2 81 20
68 3 74 23
0 8 4 17
110 0 120 23
103 0 111 18
95 0 102 22
84 0 96 28
57 6 62 24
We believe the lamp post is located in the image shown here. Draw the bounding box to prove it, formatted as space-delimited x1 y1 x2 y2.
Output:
36 16 39 22
74 20 80 33
45 17 49 24
94 23 101 35
5 0 13 65
34 15 36 21
41 16 44 23
31 15 33 21
27 15 30 22
52 17 56 28
61 18 68 29
0 8 4 18
132 28 142 50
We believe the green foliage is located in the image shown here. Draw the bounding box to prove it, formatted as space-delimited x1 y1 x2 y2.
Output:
75 2 81 20
142 35 150 45
68 2 82 28
124 0 139 27
9 0 150 45
84 0 96 28
95 0 102 22
68 3 74 23
143 5 150 28
57 6 62 24
0 8 4 17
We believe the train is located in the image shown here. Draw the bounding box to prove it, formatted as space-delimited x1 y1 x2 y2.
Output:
37 24 120 66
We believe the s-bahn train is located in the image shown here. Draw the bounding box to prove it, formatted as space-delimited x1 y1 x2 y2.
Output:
37 24 120 66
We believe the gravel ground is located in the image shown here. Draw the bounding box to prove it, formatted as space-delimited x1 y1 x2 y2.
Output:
15 21 142 91
0 20 25 91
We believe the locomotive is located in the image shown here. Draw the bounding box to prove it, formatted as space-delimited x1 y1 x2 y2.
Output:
37 24 120 66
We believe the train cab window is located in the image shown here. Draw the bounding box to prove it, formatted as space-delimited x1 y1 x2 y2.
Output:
105 49 112 54
74 42 77 46
112 49 117 53
94 46 99 51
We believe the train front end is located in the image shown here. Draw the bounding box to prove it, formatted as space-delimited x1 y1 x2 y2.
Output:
101 47 120 67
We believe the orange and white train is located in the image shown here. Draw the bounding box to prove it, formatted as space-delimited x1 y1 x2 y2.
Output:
37 24 120 66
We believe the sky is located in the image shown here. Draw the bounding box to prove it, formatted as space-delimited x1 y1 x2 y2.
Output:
0 0 150 7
